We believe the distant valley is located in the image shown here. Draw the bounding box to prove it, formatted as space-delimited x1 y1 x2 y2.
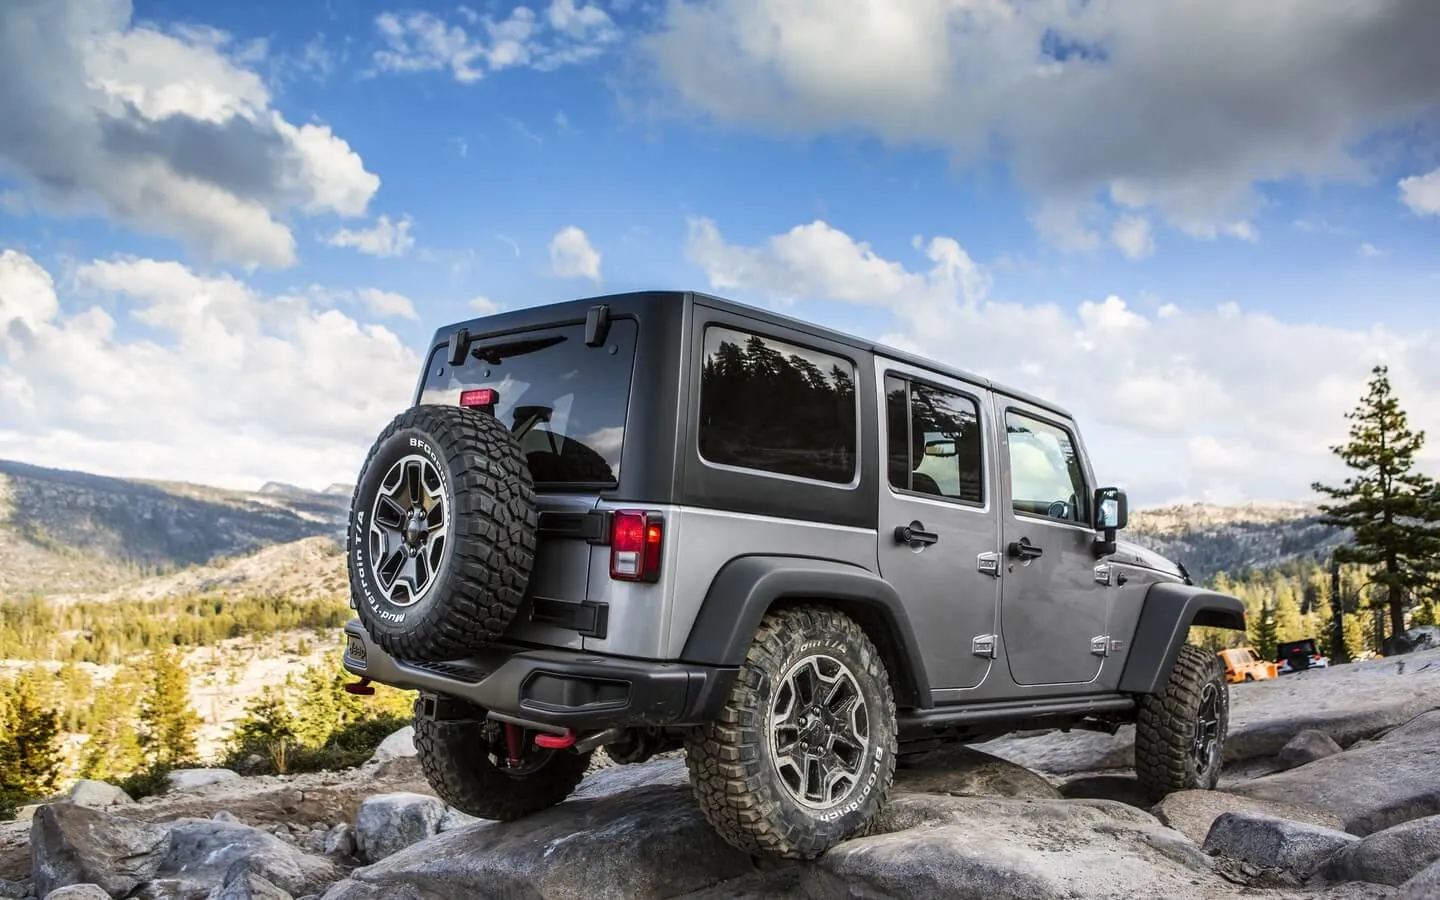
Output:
0 457 1348 604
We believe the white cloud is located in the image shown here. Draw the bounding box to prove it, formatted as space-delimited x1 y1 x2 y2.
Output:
1359 242 1391 259
469 296 503 314
1399 168 1440 217
549 226 602 281
0 0 379 269
371 1 620 82
324 214 416 258
0 249 420 489
644 1 1440 247
1111 214 1155 261
356 288 418 320
683 217 1440 506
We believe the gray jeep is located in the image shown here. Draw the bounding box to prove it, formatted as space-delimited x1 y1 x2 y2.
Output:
339 290 1246 858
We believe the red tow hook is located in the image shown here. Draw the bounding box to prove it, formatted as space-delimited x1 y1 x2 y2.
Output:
503 723 525 766
534 728 576 749
342 677 375 696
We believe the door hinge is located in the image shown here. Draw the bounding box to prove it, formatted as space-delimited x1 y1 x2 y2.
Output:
972 634 998 659
1094 563 1112 586
977 552 1000 577
1090 635 1111 657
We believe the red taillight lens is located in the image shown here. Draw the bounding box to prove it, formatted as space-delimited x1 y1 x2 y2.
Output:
459 388 497 408
610 510 663 582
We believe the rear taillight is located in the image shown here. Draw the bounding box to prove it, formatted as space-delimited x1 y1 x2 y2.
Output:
459 388 497 409
610 510 663 582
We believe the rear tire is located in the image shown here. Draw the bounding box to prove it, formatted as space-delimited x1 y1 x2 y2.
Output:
413 704 591 821
1135 643 1229 801
684 606 897 859
347 404 536 662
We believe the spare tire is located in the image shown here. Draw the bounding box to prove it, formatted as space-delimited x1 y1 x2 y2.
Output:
347 404 536 662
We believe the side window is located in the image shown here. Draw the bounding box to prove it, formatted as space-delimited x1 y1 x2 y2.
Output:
885 374 984 505
698 325 858 484
1005 410 1088 524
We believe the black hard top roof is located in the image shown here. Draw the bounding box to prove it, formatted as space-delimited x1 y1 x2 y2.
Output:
430 289 1074 420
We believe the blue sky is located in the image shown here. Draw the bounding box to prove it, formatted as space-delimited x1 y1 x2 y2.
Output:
1 0 1438 505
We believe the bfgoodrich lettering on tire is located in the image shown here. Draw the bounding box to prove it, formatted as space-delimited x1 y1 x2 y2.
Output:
684 605 897 858
1134 642 1230 801
347 404 536 662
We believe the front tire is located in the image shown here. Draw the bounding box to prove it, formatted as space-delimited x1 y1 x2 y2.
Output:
1134 643 1229 801
413 704 591 821
684 606 897 858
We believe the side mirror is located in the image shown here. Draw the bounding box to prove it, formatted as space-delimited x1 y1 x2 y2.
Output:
1091 486 1127 557
1094 486 1128 530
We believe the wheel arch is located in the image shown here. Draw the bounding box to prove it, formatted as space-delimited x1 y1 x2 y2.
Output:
680 555 931 709
1117 582 1247 695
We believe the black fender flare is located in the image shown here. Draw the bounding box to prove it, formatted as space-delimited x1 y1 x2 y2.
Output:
1118 582 1247 695
679 555 931 708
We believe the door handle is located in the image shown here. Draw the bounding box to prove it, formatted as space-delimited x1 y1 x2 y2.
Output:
1007 537 1043 560
895 522 939 546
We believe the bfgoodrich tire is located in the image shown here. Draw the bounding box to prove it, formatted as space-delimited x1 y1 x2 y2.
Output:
684 606 897 858
1134 643 1230 801
347 404 536 662
413 702 591 821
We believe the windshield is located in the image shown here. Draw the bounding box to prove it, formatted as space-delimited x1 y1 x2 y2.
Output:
417 318 637 489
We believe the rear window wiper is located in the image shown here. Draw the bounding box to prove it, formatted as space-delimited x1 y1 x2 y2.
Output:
468 334 567 365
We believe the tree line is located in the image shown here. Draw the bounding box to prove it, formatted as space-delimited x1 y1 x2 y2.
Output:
0 640 411 819
0 593 351 665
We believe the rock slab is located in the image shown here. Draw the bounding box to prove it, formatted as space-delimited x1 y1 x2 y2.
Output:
1322 814 1440 886
30 804 168 897
1234 710 1440 836
1153 789 1346 846
1202 811 1358 877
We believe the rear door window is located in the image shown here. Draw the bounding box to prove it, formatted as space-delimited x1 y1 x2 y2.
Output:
418 319 637 489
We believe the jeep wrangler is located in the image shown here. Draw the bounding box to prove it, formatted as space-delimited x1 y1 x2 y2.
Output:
340 290 1246 858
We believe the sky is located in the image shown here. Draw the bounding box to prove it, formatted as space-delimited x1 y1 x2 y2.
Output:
1 0 1439 508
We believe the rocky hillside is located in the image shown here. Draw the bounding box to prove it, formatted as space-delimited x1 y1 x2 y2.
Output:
0 458 349 599
1126 501 1347 585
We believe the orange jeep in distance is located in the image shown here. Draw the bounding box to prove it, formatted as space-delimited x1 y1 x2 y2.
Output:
1219 647 1278 683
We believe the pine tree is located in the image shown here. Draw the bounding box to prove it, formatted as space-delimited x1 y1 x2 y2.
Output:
0 676 64 802
137 647 202 767
229 690 298 774
1250 603 1281 660
80 671 145 781
1312 365 1440 647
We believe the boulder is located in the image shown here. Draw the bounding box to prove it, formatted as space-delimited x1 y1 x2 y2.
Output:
352 794 446 863
40 886 111 900
1152 789 1345 845
364 728 414 767
569 757 689 801
321 783 755 900
892 745 1061 800
1232 710 1440 835
1277 729 1344 771
30 804 169 897
67 781 134 809
1401 858 1440 899
1321 814 1440 886
1201 811 1357 877
322 825 355 858
165 770 242 794
144 818 340 899
806 794 1217 899
204 859 295 900
971 727 1135 776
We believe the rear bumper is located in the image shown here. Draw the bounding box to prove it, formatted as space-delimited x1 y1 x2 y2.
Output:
341 619 737 730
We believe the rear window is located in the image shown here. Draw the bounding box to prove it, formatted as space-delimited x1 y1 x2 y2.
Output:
417 318 637 488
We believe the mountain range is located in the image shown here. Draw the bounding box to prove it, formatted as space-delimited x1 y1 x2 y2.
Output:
0 457 1347 603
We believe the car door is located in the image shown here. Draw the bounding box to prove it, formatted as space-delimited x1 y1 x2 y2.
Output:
874 360 1001 694
997 399 1109 687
